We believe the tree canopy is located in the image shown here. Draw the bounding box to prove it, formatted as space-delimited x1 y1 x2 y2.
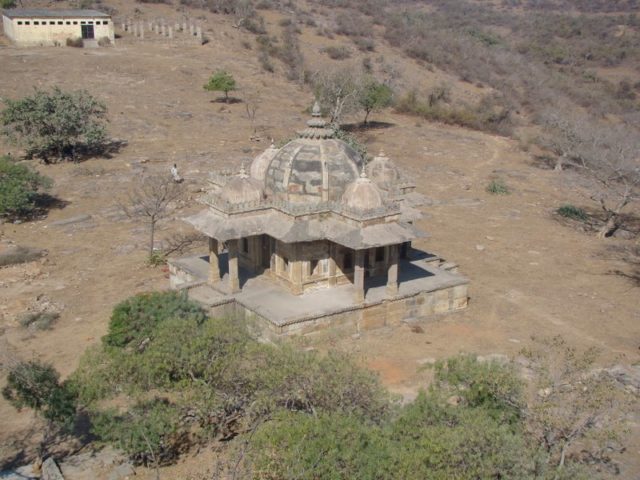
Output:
1 87 108 162
203 70 237 102
0 155 52 219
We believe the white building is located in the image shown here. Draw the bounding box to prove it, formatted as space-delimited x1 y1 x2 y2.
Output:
2 9 114 47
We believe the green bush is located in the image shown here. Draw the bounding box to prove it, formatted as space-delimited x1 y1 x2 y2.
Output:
103 291 206 349
1 87 108 162
66 37 84 48
557 204 588 221
359 78 393 124
0 156 52 219
91 398 186 466
2 360 77 429
486 178 510 195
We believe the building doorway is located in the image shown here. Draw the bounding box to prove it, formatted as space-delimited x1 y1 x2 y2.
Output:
81 24 94 39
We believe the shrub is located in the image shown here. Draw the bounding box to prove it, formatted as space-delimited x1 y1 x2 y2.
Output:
557 204 588 221
103 291 206 349
0 156 53 219
91 398 187 466
0 0 16 7
322 45 351 60
1 87 108 162
97 36 112 47
0 245 45 266
17 311 60 330
358 78 393 124
353 36 375 52
2 360 77 429
66 37 84 48
486 178 510 195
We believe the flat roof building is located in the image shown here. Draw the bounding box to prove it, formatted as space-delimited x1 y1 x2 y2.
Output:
2 9 114 47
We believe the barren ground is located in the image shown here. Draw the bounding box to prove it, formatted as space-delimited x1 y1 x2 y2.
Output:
0 6 639 479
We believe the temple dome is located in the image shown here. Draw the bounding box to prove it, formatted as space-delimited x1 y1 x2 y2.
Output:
250 142 279 182
220 167 264 204
342 171 385 211
366 150 400 189
263 102 363 204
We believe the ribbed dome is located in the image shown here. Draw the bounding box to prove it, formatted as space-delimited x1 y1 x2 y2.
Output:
250 142 279 182
366 150 400 189
220 167 264 204
342 171 385 211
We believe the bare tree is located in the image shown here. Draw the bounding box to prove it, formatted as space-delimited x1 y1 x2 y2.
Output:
538 110 640 237
312 67 363 125
120 175 184 258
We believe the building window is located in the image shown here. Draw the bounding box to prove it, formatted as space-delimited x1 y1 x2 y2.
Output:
88 21 93 24
73 21 78 24
66 21 71 24
34 21 39 25
49 21 55 25
81 21 86 24
24 21 30 25
17 21 23 25
58 21 63 25
103 20 109 25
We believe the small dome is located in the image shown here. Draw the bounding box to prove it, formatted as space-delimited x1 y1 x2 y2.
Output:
342 171 385 211
366 150 400 189
220 166 264 204
250 142 279 183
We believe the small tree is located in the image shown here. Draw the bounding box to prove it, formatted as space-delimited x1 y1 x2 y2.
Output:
204 70 237 103
358 78 393 125
120 175 184 260
0 155 52 219
1 87 108 162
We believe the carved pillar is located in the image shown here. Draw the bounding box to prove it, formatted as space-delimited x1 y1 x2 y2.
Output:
367 248 376 276
227 239 240 293
208 237 220 283
386 244 399 297
290 244 303 295
354 249 365 303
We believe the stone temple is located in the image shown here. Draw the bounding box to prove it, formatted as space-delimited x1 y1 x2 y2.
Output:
169 104 469 338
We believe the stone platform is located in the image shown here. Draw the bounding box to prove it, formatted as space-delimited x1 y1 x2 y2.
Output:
169 251 469 339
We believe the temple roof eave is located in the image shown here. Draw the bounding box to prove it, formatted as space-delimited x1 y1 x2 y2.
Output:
183 209 427 249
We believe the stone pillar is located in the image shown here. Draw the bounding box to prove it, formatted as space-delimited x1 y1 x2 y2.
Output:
182 21 187 32
367 248 376 276
161 24 166 36
148 21 153 30
386 244 399 297
354 249 365 303
153 24 159 34
227 239 240 293
190 24 195 36
132 23 138 37
196 26 202 39
328 243 337 286
208 237 220 283
168 26 173 38
139 22 144 39
121 22 126 31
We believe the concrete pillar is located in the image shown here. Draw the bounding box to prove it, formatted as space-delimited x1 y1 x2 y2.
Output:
208 237 220 283
354 249 365 303
386 244 399 297
227 239 240 293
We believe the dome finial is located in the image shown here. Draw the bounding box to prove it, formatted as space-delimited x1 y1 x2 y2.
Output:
312 100 321 117
239 162 248 179
360 163 367 179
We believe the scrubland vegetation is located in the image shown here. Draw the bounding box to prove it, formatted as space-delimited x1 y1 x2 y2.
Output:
2 292 636 479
